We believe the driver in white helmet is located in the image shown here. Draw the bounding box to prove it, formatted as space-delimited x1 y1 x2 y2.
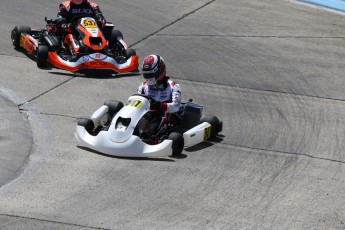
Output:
137 54 182 137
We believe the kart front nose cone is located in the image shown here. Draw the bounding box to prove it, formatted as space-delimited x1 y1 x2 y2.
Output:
75 125 173 158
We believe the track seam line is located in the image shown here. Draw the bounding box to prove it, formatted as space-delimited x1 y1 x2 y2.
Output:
18 77 75 107
0 213 110 230
129 0 217 48
215 142 345 164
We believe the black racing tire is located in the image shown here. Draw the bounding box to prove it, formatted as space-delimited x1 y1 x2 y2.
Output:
200 115 220 140
109 30 123 47
11 26 32 49
104 100 124 119
78 118 94 135
36 45 49 68
168 132 184 157
125 48 136 58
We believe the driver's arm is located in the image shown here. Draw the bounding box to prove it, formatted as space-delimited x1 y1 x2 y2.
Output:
56 4 69 29
165 83 181 113
137 83 146 95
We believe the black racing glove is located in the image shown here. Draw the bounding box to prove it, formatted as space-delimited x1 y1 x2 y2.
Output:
150 101 162 111
60 23 70 31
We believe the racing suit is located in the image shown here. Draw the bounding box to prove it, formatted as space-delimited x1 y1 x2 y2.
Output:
57 1 105 27
137 78 182 137
137 78 182 113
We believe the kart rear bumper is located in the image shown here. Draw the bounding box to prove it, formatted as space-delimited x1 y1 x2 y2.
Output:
75 125 173 158
48 52 139 74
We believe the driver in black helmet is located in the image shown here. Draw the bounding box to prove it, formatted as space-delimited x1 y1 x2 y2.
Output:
50 0 106 56
57 0 106 30
137 54 182 137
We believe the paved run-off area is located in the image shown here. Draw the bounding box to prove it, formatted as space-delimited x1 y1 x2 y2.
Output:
1 0 345 229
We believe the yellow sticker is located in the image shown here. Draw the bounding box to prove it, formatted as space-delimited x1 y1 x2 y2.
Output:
20 33 26 48
204 125 211 141
82 19 97 28
127 99 143 108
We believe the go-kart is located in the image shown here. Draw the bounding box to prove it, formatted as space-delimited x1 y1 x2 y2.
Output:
11 16 138 75
75 94 223 158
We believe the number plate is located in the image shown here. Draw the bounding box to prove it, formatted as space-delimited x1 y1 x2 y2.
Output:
82 19 97 28
127 99 143 108
204 125 211 141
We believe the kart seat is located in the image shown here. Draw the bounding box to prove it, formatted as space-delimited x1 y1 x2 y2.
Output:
43 34 61 49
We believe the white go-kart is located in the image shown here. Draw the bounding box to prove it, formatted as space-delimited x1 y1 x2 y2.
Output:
75 94 222 158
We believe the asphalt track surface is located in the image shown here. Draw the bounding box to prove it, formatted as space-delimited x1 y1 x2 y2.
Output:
1 0 345 229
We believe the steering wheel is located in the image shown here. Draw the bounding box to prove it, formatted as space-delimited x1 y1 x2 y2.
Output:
132 94 156 103
132 94 163 111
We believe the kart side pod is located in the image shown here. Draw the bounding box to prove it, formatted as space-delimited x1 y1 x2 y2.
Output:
183 122 212 147
90 105 109 127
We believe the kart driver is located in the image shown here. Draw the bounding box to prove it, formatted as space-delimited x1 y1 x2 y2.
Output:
137 54 182 138
57 0 106 29
54 0 106 56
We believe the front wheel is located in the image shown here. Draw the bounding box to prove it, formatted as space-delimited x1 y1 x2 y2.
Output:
11 26 31 49
168 132 184 157
104 100 124 119
78 118 94 135
36 45 49 68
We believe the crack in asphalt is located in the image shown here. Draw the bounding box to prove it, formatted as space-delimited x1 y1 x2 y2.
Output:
129 0 217 48
216 142 345 164
18 109 79 119
17 77 75 107
0 213 110 230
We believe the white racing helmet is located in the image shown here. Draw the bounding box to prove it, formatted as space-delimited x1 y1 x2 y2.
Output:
142 54 166 86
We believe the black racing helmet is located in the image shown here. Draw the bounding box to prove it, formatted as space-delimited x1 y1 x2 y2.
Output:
141 54 166 86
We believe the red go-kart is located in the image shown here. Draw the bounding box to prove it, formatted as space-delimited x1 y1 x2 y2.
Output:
11 17 139 75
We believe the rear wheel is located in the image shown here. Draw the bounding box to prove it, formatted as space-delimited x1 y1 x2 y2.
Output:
200 115 220 140
11 26 31 49
104 100 124 119
78 118 94 135
168 132 184 157
37 45 49 68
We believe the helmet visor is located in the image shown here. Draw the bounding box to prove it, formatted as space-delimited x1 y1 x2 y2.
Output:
144 76 157 86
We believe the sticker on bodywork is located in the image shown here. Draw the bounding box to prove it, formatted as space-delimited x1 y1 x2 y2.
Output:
20 33 26 48
82 19 97 28
204 125 211 141
127 99 143 108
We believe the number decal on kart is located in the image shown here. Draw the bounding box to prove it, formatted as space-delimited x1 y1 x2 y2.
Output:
82 19 97 28
204 125 211 141
20 33 26 47
127 99 143 108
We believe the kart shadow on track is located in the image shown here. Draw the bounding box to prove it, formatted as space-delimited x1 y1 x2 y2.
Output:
47 70 140 79
16 47 53 71
184 135 224 153
77 146 176 162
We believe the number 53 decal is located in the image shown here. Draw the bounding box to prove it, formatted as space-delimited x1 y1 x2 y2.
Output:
82 19 97 28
